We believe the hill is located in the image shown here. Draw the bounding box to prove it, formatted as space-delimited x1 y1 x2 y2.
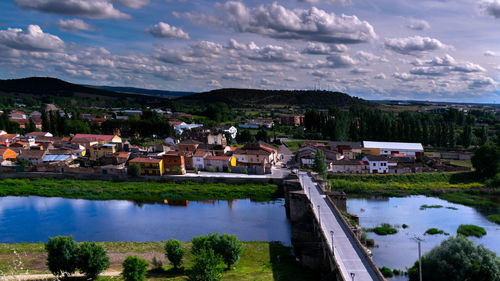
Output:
177 88 372 108
0 77 171 107
89 85 194 98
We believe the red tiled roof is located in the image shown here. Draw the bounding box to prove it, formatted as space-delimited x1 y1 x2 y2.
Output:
117 152 131 158
72 134 116 141
205 156 231 160
26 132 51 136
129 157 162 164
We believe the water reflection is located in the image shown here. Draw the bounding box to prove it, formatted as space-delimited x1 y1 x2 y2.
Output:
0 196 291 245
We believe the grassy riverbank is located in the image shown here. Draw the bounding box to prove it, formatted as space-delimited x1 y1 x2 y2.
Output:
0 241 318 281
0 178 280 201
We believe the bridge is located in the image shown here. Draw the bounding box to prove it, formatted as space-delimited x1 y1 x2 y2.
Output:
285 172 385 281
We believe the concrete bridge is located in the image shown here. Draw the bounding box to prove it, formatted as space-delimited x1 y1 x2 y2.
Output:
285 172 385 281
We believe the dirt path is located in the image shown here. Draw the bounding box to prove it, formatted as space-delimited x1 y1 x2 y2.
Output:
1 271 122 281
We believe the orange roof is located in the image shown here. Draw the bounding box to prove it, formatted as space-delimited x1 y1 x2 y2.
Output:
26 132 51 136
169 121 184 126
73 134 116 141
205 156 231 160
129 157 162 164
117 152 131 158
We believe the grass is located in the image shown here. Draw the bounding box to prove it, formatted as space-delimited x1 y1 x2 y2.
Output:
447 159 473 168
0 178 281 201
456 224 487 238
424 228 448 235
0 241 319 281
420 204 443 210
487 214 500 225
367 223 398 235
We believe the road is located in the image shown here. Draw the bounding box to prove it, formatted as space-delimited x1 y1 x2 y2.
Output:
298 172 380 281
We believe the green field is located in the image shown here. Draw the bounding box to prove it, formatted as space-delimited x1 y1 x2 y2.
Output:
0 241 319 281
0 178 280 201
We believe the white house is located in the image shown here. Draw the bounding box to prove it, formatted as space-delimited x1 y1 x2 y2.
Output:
363 155 390 174
217 126 237 140
25 132 53 138
174 123 203 135
193 150 209 170
362 141 424 157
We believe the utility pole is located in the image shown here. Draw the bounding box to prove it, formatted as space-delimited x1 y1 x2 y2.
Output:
411 236 424 281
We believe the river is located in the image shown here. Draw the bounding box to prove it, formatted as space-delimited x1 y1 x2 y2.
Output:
0 196 292 244
348 195 500 280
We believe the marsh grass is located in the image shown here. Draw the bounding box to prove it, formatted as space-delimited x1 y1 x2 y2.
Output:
457 224 487 238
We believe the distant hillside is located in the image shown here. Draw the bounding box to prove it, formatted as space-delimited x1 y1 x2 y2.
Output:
177 88 372 108
89 85 194 98
0 77 171 107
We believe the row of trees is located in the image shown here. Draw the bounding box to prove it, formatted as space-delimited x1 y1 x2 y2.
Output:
101 110 175 138
304 106 490 148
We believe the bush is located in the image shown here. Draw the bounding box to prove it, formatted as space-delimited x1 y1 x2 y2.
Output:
457 224 487 238
45 236 79 277
487 214 500 225
122 255 149 281
194 167 198 174
367 223 398 235
128 163 141 177
425 228 446 235
188 248 223 281
192 233 220 255
211 168 216 173
165 239 184 269
218 234 242 270
77 242 110 280
408 236 500 281
227 168 232 173
244 168 248 175
379 266 393 278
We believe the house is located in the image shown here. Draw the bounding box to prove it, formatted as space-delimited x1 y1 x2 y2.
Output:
204 156 235 172
25 132 53 138
329 141 362 160
233 143 274 174
332 159 368 174
181 128 227 146
0 130 7 136
116 152 131 164
0 134 19 146
18 150 47 166
163 153 186 175
178 139 202 152
193 149 210 170
362 141 424 158
88 143 117 160
280 115 304 127
129 157 164 176
363 155 390 174
71 134 122 148
216 125 237 140
42 154 72 164
0 148 16 162
297 146 341 168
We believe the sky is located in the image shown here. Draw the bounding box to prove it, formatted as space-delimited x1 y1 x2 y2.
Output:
1 0 500 102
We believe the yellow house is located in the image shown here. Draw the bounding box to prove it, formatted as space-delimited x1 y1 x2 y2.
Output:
129 157 164 176
88 143 117 160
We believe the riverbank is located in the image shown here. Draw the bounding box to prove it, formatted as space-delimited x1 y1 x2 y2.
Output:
0 241 318 281
0 178 280 201
329 172 500 222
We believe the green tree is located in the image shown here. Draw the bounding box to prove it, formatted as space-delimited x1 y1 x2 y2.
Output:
122 255 149 281
45 236 79 277
77 242 110 280
408 236 500 281
312 149 327 179
461 125 472 148
165 239 184 269
128 163 141 177
217 234 242 270
236 129 254 144
255 129 269 142
192 233 220 255
471 145 500 178
188 248 223 281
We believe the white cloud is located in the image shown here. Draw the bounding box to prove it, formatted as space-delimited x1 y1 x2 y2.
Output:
15 0 131 19
145 22 190 39
406 18 430 30
355 51 388 63
172 11 223 26
409 54 486 76
384 36 451 56
374 73 386 79
57 19 95 32
219 1 376 44
393 72 416 81
468 76 496 89
484 50 498 56
301 42 348 55
208 79 222 88
0 25 64 52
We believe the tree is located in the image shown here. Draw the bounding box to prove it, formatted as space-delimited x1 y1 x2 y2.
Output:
128 163 141 177
188 248 223 281
461 125 472 148
471 145 500 178
122 255 149 281
77 242 110 280
192 233 220 255
408 236 500 281
255 129 269 142
165 239 184 269
312 149 327 179
217 234 242 270
236 129 254 144
45 236 79 277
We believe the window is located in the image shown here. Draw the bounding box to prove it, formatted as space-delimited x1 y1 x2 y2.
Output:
373 163 376 166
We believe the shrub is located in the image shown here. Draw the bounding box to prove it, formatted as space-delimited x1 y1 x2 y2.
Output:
122 255 149 281
188 248 223 281
379 266 393 278
77 242 110 280
194 167 198 174
165 239 184 269
45 236 79 277
151 257 163 271
425 228 445 235
227 168 232 173
128 163 141 177
211 168 216 173
217 234 242 270
402 224 409 229
367 223 397 235
192 233 220 255
457 224 487 238
244 168 248 175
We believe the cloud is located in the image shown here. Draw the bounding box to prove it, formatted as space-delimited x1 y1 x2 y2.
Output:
374 73 386 79
155 41 222 64
301 42 347 55
322 54 356 68
468 77 496 89
172 11 223 26
0 25 64 52
406 18 430 30
311 70 331 78
208 79 222 88
112 0 149 9
57 19 95 32
350 68 371 74
219 1 376 44
393 72 416 81
297 0 351 5
145 22 190 39
15 0 131 19
284 76 298 82
480 0 500 19
226 39 302 62
409 54 486 76
355 51 388 63
484 50 498 56
222 72 251 81
384 36 451 56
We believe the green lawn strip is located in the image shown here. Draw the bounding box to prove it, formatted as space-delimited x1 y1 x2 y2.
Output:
0 178 280 201
0 241 319 281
